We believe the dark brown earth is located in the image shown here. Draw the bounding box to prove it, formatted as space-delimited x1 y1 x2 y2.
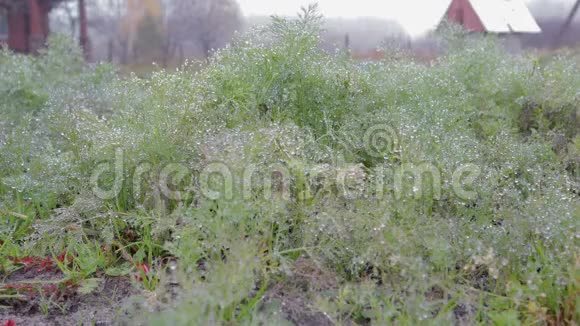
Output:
2 257 338 326
262 256 339 326
1 254 481 325
1 267 138 326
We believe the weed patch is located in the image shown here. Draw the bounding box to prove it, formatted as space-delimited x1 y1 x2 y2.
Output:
0 7 578 325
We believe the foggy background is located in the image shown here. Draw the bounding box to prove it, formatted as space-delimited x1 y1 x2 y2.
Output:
49 0 580 65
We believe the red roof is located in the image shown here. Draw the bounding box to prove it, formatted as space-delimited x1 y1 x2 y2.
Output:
443 0 542 33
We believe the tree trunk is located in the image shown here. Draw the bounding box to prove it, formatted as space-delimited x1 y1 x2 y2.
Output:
79 0 90 60
107 39 114 62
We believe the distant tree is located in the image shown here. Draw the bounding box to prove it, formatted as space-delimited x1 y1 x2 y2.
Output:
51 0 129 63
165 0 243 59
51 0 242 63
123 0 164 63
134 14 165 62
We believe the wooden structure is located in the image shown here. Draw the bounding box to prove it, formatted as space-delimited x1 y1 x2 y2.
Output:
442 0 541 34
0 0 89 57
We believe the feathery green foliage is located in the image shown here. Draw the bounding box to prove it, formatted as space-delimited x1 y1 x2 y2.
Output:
1 8 578 324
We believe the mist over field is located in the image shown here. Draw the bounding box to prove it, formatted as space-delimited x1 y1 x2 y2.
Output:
48 0 580 64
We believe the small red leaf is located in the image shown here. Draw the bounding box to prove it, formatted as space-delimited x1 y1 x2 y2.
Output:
133 263 152 282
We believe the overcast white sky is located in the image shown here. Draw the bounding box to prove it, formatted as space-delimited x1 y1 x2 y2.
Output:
237 0 574 36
